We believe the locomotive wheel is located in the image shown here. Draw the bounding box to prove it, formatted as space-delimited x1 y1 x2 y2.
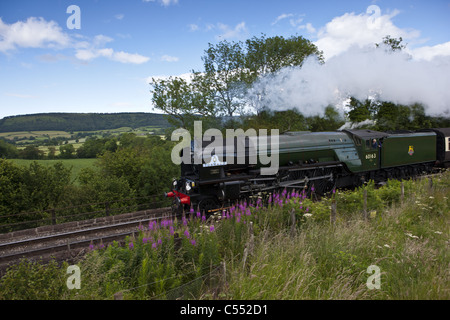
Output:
311 168 336 196
199 197 219 215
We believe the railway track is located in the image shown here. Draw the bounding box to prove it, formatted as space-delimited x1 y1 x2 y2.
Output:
0 207 172 274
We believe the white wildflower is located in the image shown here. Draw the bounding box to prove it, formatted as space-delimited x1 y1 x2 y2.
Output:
405 232 419 239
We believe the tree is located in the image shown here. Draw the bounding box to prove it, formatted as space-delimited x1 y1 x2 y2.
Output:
346 98 374 123
245 34 323 114
0 140 19 158
59 144 75 159
200 40 249 117
150 76 216 129
376 35 406 52
245 34 324 80
20 146 44 160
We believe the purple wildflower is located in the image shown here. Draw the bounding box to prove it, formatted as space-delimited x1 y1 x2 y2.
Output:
89 244 94 250
184 229 190 238
210 225 215 232
129 242 134 250
169 225 174 235
190 239 196 246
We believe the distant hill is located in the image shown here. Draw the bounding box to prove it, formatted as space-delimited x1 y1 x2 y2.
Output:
0 113 170 132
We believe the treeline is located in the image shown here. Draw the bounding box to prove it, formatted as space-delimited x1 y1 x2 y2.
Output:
0 134 179 228
0 136 120 160
0 112 170 133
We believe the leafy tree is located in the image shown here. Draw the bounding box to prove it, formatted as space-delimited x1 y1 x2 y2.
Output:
245 34 324 80
0 160 72 223
376 35 406 52
0 140 19 158
20 146 44 160
346 97 374 123
200 40 249 117
150 76 216 129
59 144 75 159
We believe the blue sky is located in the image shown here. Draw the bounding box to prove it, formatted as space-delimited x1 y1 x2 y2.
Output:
1 0 449 119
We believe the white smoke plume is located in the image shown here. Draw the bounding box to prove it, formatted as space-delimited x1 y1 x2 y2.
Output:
248 44 450 117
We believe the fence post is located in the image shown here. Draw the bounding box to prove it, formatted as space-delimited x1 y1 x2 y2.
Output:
290 209 296 237
363 189 368 221
428 177 433 190
105 201 110 217
51 209 56 225
401 181 404 204
330 200 337 225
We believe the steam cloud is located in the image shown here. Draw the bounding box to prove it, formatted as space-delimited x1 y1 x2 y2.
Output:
248 45 450 117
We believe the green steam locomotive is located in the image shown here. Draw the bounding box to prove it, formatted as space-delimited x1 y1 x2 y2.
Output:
166 128 450 213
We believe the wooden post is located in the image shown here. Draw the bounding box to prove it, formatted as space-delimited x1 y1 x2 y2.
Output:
105 201 110 217
330 200 337 225
401 181 404 204
428 177 433 190
51 209 56 225
290 209 296 237
174 232 182 252
222 261 227 285
363 189 368 221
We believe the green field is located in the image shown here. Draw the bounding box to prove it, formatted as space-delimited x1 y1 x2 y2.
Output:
10 159 98 184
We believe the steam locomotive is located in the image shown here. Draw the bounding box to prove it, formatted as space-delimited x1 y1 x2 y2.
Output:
165 128 450 214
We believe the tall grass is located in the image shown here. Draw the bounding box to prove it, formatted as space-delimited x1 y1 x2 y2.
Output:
1 171 449 300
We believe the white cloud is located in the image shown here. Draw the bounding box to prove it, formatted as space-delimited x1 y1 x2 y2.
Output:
216 22 248 40
0 17 150 64
298 23 316 34
161 54 179 62
75 48 113 61
410 42 450 61
73 34 149 64
142 0 179 6
314 8 420 60
0 17 71 52
112 51 150 64
76 47 149 64
188 24 199 32
115 14 125 20
271 13 294 26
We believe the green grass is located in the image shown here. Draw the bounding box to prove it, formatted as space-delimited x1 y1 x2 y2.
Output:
0 172 448 300
10 158 98 184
